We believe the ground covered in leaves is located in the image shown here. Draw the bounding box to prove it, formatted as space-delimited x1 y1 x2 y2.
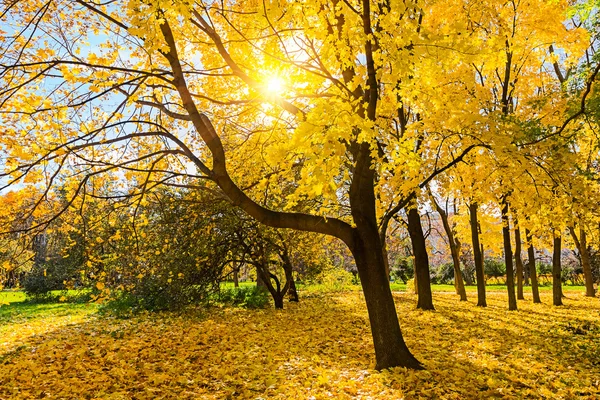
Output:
1 290 599 399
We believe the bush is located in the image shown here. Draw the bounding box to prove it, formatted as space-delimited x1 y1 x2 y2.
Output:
22 271 55 299
214 286 269 309
310 266 356 291
484 259 506 280
103 274 216 315
432 262 455 285
390 256 414 283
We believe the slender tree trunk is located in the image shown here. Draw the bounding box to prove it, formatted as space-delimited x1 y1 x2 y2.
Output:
407 207 434 310
514 225 525 300
451 238 467 301
281 252 299 302
233 266 239 288
569 227 596 297
431 195 467 301
288 275 299 302
525 229 541 303
469 202 486 307
500 198 517 311
552 234 563 306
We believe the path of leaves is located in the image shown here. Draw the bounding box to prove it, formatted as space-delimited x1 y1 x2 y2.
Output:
1 292 599 399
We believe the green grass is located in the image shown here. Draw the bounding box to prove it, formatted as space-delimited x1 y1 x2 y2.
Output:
0 290 26 304
219 281 256 290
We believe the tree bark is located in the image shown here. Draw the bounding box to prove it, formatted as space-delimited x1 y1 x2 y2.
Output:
382 240 391 281
407 206 434 310
514 225 525 300
469 202 486 307
569 227 596 297
552 234 563 306
500 198 517 311
233 266 239 288
352 237 423 369
525 229 541 303
281 250 299 302
431 195 466 301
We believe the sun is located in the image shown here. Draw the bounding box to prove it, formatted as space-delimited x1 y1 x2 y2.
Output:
265 75 285 95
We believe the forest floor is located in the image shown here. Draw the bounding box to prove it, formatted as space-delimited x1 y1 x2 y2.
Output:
0 289 599 399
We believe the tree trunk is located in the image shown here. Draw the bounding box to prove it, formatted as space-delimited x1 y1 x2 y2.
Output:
525 229 541 303
352 233 423 370
288 274 299 302
500 198 517 311
451 238 467 301
469 202 486 307
413 266 419 295
569 227 596 297
407 206 434 310
431 195 466 301
256 271 267 288
552 234 563 306
382 240 391 281
272 292 284 309
281 252 299 302
233 267 239 288
348 142 422 369
514 225 525 300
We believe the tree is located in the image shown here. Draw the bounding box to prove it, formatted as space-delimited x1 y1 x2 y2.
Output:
1 0 598 370
430 192 467 301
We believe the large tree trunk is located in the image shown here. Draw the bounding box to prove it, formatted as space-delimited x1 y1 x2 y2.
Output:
469 203 486 307
407 206 434 310
514 225 525 300
500 198 517 311
552 234 563 306
352 238 422 369
431 195 467 301
349 141 423 369
525 229 541 303
569 227 596 297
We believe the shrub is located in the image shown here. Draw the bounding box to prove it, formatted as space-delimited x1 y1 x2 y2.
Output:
214 286 270 309
311 266 356 291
